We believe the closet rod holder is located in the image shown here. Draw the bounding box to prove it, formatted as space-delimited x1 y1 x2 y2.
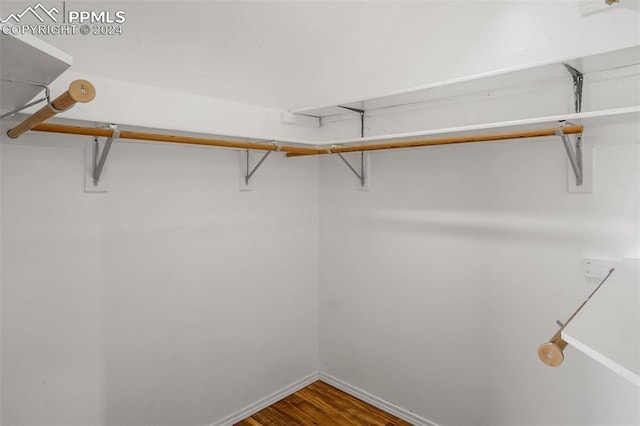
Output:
6 80 96 139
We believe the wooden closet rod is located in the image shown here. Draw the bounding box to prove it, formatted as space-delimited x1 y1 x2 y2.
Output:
286 125 584 157
30 123 325 156
25 123 583 157
7 80 96 139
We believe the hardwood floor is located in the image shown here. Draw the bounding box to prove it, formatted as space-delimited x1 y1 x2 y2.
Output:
235 381 412 426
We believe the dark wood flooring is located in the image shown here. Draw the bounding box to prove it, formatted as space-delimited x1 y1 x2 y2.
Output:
235 380 412 426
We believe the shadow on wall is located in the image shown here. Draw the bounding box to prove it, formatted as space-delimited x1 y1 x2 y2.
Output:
347 208 635 247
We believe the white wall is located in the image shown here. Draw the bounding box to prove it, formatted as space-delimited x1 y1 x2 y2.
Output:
2 1 640 425
1 130 319 425
24 0 640 109
36 71 325 144
318 64 640 426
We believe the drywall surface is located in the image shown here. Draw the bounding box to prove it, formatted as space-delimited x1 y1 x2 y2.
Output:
318 77 640 424
33 71 324 144
0 130 319 425
319 127 640 426
21 1 639 109
562 258 640 387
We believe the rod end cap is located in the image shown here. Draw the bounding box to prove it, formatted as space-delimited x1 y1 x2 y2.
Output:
538 342 565 367
68 80 96 103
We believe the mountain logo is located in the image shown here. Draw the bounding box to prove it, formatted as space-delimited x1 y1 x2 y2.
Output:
1 3 60 24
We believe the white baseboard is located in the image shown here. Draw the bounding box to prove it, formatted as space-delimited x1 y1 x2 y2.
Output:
209 371 439 426
319 373 441 426
210 372 319 426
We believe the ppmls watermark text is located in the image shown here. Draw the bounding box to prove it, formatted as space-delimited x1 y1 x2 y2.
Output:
0 2 126 36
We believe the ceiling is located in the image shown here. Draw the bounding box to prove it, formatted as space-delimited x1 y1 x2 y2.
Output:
2 1 639 111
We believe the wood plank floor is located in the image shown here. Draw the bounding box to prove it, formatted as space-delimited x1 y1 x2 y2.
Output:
235 381 412 426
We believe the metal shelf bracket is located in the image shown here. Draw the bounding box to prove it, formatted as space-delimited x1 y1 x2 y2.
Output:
338 105 365 138
243 146 274 186
556 122 583 186
336 150 367 188
93 124 119 186
0 78 50 120
560 64 589 190
562 63 584 114
336 106 368 189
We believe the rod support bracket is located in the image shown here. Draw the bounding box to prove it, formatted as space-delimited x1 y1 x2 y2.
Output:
336 151 367 188
93 124 118 186
556 122 583 186
243 147 273 187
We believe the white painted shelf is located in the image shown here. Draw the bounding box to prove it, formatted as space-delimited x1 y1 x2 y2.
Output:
0 31 72 116
0 36 636 156
309 107 640 147
293 45 640 119
563 259 640 387
282 44 640 148
17 105 638 149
